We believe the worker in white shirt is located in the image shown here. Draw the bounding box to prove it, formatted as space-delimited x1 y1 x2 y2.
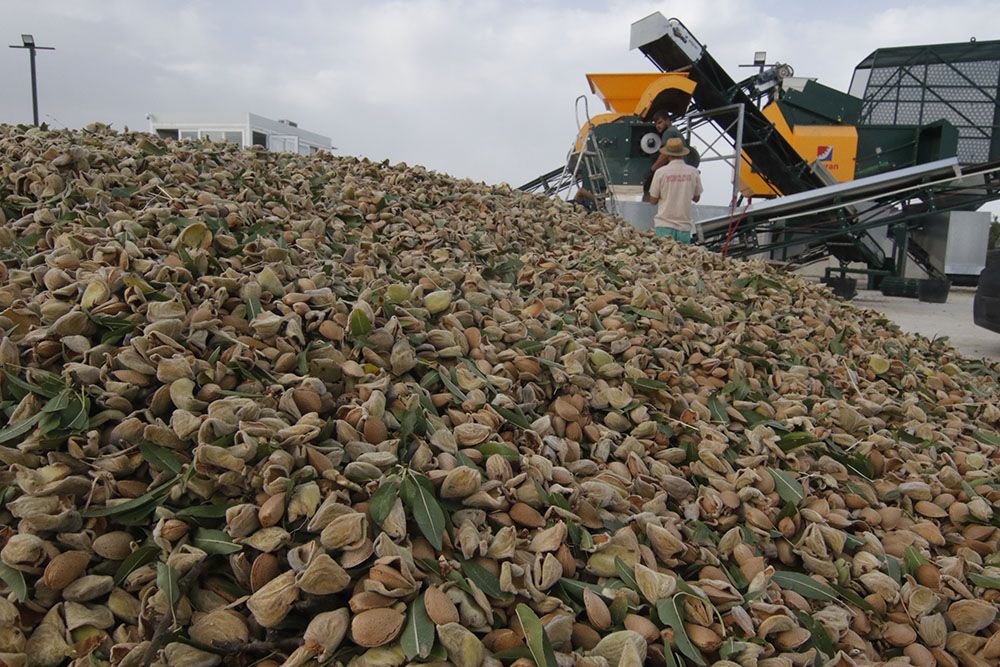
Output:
648 137 703 243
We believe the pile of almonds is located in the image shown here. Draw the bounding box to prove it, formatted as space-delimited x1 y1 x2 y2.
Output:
1 123 1000 667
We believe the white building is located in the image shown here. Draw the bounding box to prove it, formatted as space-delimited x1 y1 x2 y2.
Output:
145 112 333 156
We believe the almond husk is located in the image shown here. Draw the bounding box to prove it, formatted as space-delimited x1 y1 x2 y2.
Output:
425 585 460 626
351 608 405 648
41 551 90 591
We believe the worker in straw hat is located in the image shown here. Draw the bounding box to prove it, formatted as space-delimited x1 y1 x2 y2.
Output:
648 137 703 243
642 110 700 196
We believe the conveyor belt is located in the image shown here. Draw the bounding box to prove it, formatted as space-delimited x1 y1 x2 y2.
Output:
693 158 1000 275
695 158 962 236
631 14 826 196
518 167 569 195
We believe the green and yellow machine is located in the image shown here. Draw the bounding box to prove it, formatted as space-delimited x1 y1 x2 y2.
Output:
521 13 1000 303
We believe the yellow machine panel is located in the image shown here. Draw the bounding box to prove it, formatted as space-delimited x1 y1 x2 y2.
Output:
586 73 695 118
739 103 858 198
572 112 628 153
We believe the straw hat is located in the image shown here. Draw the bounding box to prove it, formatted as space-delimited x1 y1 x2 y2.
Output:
660 137 690 157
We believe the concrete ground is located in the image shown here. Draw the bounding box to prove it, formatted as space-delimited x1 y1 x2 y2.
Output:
851 288 1000 362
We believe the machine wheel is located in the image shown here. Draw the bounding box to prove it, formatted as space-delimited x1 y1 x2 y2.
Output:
917 278 950 303
822 277 857 300
975 259 1000 332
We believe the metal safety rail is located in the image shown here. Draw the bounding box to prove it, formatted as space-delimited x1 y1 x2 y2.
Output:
630 14 826 197
518 97 617 213
694 158 1000 277
518 167 570 196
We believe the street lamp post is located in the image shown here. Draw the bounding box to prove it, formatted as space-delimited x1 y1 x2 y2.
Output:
9 34 55 126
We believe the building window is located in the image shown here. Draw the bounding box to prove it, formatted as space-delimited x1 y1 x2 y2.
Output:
200 130 243 145
269 136 297 153
156 129 179 140
179 131 198 140
252 131 267 147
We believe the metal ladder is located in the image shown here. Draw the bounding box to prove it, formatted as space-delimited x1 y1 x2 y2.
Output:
541 97 616 213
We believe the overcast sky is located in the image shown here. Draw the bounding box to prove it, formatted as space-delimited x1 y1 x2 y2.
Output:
2 0 997 208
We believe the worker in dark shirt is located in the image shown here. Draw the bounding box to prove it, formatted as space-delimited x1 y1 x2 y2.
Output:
643 109 700 197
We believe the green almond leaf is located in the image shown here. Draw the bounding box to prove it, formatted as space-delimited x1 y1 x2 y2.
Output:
493 646 534 662
829 330 847 355
903 547 928 575
720 638 751 662
398 406 421 446
778 431 817 452
114 544 161 585
446 570 476 598
174 499 233 519
776 501 798 523
2 372 54 399
794 611 835 659
771 571 837 602
62 394 90 432
401 475 446 551
708 395 730 424
246 296 263 319
766 468 805 507
193 528 242 555
972 430 1000 447
41 389 71 413
615 556 640 592
369 479 400 528
515 603 558 667
663 645 680 667
349 307 372 338
625 376 669 391
885 555 902 584
724 563 750 591
722 376 752 400
419 370 441 391
138 138 167 156
424 641 448 663
548 492 571 511
629 307 665 321
157 561 180 607
139 442 182 475
551 582 585 614
401 593 435 660
843 534 867 551
0 412 41 445
37 411 61 436
82 478 176 518
656 594 706 666
456 452 480 472
479 441 520 461
831 582 877 613
493 406 532 430
557 577 608 601
513 339 545 355
968 572 1000 589
676 303 717 326
462 560 510 600
0 562 28 601
961 480 982 498
608 594 629 625
111 186 140 198
438 367 469 402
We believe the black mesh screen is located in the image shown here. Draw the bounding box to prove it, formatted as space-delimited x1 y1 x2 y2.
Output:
856 48 1000 164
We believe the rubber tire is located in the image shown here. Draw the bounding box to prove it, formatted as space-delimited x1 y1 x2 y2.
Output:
917 278 950 303
975 259 1000 332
